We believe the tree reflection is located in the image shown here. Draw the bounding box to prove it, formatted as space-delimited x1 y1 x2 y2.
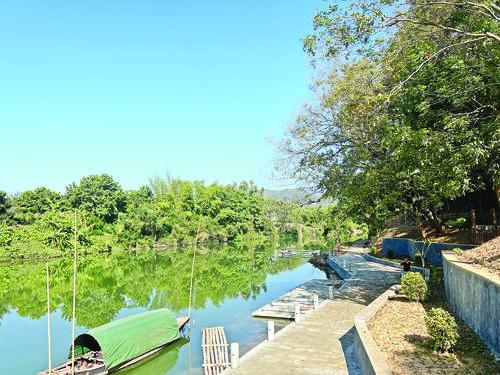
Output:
0 243 303 328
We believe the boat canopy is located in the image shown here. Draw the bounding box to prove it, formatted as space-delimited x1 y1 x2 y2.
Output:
72 309 180 371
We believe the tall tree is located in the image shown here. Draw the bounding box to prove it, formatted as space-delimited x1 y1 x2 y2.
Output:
279 0 499 238
11 187 61 224
65 174 126 223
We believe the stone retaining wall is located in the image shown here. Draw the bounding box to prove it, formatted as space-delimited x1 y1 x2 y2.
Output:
442 251 499 358
382 238 475 266
353 286 397 375
327 254 352 279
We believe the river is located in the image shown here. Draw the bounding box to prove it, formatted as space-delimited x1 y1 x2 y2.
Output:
0 242 336 374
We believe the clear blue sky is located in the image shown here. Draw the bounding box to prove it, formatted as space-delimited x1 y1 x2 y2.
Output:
0 1 322 193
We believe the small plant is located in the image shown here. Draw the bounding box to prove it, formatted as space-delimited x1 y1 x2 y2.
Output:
386 249 394 259
451 247 463 256
401 271 428 301
426 307 459 353
369 245 376 255
411 239 432 268
447 217 467 229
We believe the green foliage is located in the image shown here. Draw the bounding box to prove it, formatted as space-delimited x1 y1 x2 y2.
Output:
0 222 12 248
65 174 126 223
0 190 10 218
426 307 459 353
11 187 61 224
0 244 304 327
35 211 91 251
447 217 467 229
280 1 499 241
0 175 357 258
401 271 428 302
411 239 432 268
369 246 376 255
451 247 463 256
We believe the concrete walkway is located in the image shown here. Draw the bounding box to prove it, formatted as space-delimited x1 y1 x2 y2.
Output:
227 247 402 375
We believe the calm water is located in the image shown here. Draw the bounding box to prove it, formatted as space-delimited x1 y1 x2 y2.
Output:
0 243 335 374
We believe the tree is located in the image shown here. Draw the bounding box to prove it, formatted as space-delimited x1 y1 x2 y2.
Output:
35 211 91 251
304 1 499 64
279 1 499 239
0 191 10 219
65 174 126 223
11 187 61 224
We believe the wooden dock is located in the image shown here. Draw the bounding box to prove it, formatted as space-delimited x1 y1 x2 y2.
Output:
252 279 343 319
201 326 230 375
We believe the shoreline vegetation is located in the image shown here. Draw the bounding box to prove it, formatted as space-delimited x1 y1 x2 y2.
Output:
0 174 366 261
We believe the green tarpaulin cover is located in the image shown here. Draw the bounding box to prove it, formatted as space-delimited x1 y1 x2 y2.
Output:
72 309 180 371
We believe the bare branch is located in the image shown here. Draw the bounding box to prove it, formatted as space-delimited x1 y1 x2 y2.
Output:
393 17 500 41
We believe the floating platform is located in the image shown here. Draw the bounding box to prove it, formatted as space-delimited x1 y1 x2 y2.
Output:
252 279 343 319
201 326 230 375
275 249 320 258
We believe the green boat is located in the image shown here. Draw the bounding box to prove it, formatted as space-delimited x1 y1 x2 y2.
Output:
38 309 189 375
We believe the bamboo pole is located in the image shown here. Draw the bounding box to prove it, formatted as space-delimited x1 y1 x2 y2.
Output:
71 210 77 374
187 186 200 335
46 262 52 374
187 221 199 333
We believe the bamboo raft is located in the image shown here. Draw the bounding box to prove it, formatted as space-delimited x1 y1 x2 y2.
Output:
201 327 230 375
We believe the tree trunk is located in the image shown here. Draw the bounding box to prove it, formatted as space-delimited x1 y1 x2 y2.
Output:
426 210 447 234
414 214 427 240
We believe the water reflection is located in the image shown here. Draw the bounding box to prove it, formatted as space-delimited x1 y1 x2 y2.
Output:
0 243 305 328
117 338 189 375
0 242 332 374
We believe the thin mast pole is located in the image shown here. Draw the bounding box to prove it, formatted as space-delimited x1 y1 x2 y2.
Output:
187 186 200 334
71 210 77 374
187 221 199 333
46 262 52 374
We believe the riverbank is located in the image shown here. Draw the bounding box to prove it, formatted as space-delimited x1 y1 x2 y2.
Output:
226 246 402 374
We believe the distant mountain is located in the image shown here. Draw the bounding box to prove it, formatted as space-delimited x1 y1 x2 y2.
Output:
263 188 332 207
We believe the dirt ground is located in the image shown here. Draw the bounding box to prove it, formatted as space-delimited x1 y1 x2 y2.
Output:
456 236 500 276
383 225 472 244
369 297 500 374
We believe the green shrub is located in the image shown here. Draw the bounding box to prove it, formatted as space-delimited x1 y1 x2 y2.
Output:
0 222 12 248
446 217 467 229
401 271 428 301
451 247 463 256
369 246 376 255
426 307 459 353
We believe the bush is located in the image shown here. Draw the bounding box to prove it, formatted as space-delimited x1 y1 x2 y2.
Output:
446 217 467 229
401 271 428 301
0 222 12 248
369 245 376 255
451 247 463 256
426 307 459 353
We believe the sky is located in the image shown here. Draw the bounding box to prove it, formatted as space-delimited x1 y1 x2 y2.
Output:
0 0 323 193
